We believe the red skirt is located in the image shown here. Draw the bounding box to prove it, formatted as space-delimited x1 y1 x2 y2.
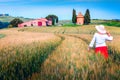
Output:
95 46 108 59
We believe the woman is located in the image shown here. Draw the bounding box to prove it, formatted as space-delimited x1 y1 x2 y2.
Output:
88 25 113 59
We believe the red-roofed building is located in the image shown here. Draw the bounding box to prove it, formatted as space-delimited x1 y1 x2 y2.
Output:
76 12 84 25
18 18 52 27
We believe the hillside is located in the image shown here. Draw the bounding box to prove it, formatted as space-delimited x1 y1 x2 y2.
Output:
0 16 34 29
0 16 34 22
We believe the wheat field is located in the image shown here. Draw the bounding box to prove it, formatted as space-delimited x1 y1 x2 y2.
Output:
0 25 120 80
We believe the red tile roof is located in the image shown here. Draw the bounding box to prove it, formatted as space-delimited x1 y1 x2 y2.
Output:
77 12 84 18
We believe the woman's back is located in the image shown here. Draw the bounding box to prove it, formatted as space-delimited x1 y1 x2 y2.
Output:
88 25 113 59
89 33 113 48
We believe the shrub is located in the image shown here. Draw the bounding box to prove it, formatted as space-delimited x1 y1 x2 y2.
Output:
8 24 13 28
10 18 23 27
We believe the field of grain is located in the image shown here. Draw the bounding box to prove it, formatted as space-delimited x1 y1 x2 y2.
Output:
0 25 120 80
0 28 63 79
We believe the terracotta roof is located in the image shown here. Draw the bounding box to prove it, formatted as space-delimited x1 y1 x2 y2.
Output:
77 12 84 18
37 18 48 21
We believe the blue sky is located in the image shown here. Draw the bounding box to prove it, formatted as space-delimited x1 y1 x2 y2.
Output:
0 0 120 20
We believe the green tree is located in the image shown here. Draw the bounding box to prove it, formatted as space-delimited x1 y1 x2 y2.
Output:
46 15 59 25
52 18 55 25
56 17 58 23
72 9 77 24
10 18 23 27
84 9 91 25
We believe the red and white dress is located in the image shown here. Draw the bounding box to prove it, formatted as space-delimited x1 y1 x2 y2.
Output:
89 33 113 59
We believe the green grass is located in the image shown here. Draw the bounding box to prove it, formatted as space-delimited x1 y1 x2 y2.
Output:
91 19 120 27
0 34 6 38
103 21 120 27
62 23 81 27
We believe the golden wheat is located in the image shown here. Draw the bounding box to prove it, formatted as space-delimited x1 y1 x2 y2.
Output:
0 25 120 80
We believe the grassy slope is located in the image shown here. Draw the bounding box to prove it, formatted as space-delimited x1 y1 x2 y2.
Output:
0 16 33 22
91 19 120 27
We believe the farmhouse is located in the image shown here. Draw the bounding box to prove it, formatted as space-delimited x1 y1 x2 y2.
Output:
18 18 52 27
76 12 84 25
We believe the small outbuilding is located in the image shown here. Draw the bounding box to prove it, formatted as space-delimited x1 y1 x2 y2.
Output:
18 18 52 27
76 12 84 25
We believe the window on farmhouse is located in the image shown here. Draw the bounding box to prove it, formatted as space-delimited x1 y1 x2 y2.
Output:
24 25 27 27
31 24 33 26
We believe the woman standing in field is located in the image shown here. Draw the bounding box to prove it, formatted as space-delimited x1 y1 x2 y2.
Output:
88 25 113 59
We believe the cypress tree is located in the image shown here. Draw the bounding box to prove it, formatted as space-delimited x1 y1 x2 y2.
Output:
72 9 77 24
84 9 91 25
56 17 58 23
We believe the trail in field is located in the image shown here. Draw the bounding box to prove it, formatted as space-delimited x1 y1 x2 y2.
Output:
29 35 92 80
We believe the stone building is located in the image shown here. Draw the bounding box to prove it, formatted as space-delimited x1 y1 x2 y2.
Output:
76 12 84 25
